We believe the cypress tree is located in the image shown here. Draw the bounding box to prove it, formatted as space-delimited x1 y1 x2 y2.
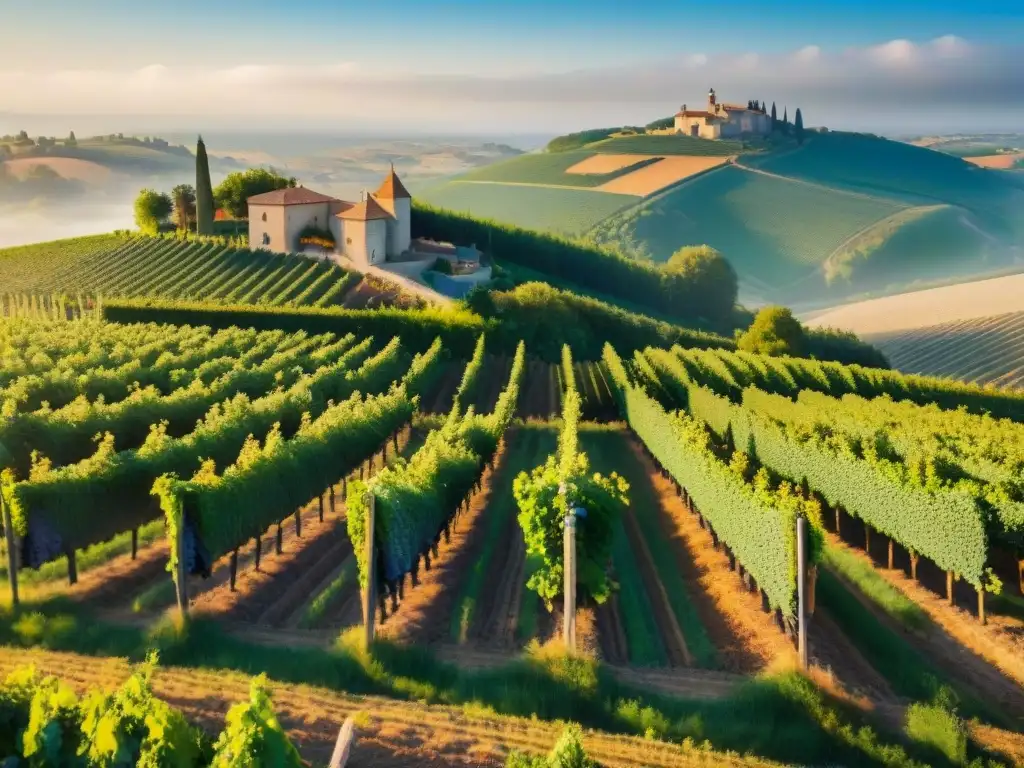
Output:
195 135 215 235
782 107 789 135
770 102 777 131
794 108 805 144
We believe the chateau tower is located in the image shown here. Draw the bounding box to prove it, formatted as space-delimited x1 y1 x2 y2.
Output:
374 164 412 257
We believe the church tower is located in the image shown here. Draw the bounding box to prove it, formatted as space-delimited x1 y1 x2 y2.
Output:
374 165 412 257
708 87 717 112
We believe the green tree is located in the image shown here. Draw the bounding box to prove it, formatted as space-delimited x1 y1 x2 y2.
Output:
770 102 777 131
66 130 77 147
214 167 296 219
133 188 172 235
782 107 789 134
661 245 738 322
737 305 806 356
195 135 215 235
795 108 805 145
171 183 197 232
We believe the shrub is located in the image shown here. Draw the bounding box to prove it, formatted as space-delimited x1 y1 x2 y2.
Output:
662 245 738 323
505 724 599 767
738 306 805 356
904 700 967 765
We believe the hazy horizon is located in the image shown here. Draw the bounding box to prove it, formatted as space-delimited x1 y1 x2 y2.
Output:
2 1 1022 137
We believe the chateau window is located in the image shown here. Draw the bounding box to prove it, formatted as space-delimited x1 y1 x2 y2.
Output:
261 212 267 222
346 237 352 245
262 233 270 246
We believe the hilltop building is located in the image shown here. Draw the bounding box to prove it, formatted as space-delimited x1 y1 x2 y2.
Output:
674 88 771 139
247 166 412 266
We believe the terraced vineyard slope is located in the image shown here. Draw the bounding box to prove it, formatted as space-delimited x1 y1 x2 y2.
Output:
868 311 1024 389
0 234 417 309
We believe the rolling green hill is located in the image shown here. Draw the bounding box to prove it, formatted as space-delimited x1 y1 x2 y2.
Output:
456 150 657 188
589 133 745 156
588 164 909 302
745 132 1024 236
416 181 636 236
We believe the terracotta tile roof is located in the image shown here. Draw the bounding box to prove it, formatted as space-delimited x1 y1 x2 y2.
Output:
335 195 394 221
675 110 714 118
247 186 339 206
374 166 411 199
330 200 356 216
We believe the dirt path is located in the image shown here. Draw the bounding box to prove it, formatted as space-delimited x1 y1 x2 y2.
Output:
621 507 691 666
26 536 171 608
0 648 778 768
189 503 349 623
831 532 1024 692
824 539 1024 725
627 439 790 673
377 440 508 645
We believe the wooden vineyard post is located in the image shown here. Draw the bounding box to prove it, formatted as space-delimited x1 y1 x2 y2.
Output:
66 547 78 586
1 495 19 608
978 585 986 625
864 525 871 555
229 550 239 591
253 537 261 571
563 508 578 652
174 518 189 618
910 553 919 581
796 516 809 671
808 566 818 616
329 486 336 515
888 539 894 570
947 571 955 605
295 508 302 537
834 507 840 536
275 524 283 555
131 528 138 560
362 493 376 648
330 717 356 768
319 494 325 523
1018 559 1023 596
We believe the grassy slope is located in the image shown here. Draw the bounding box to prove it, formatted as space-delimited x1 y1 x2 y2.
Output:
747 132 1024 237
588 165 905 302
590 134 744 157
458 150 657 188
417 182 637 236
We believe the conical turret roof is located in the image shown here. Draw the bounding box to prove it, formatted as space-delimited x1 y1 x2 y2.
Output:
375 164 411 199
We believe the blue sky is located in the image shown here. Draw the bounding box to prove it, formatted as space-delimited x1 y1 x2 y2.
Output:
2 0 1023 134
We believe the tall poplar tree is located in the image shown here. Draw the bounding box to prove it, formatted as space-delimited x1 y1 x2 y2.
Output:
794 108 805 144
770 102 777 132
782 107 789 135
195 135 215 235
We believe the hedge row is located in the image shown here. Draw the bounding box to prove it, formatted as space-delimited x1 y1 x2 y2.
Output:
655 364 991 586
623 384 816 617
101 298 485 358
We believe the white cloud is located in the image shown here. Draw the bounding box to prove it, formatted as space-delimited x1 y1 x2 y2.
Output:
866 39 917 65
930 35 970 58
793 45 821 63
